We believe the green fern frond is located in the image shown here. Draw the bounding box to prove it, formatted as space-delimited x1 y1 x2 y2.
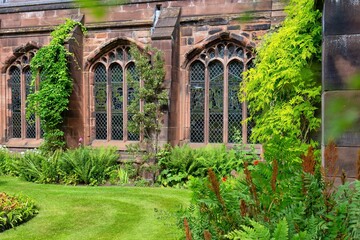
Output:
271 218 289 240
348 181 360 239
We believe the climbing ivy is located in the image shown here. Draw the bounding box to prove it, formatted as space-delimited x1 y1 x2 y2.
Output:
27 19 86 152
241 0 322 154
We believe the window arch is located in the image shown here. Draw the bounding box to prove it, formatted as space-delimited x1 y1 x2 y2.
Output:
189 42 254 144
92 46 140 142
8 50 42 139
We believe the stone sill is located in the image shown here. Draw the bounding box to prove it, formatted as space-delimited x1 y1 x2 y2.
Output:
91 139 139 151
5 138 43 149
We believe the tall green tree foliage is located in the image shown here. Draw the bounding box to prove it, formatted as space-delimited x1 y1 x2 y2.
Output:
241 0 322 152
27 19 86 151
127 45 167 160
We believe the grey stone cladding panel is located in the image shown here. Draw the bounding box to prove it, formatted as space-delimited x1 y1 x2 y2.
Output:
323 35 360 91
324 0 360 36
322 91 360 147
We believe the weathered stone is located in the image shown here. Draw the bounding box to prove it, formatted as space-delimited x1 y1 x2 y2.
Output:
323 35 360 91
243 23 270 31
324 146 360 179
227 25 240 31
208 28 222 35
324 0 360 36
187 37 194 45
322 91 360 147
181 27 192 37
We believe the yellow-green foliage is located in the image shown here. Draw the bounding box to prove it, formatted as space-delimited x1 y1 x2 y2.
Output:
241 0 322 148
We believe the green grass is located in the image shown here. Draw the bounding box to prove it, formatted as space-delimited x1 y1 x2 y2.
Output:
0 176 190 240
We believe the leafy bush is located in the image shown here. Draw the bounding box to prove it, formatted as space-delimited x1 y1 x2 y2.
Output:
13 150 61 183
5 147 119 186
0 192 38 232
0 146 14 176
241 0 322 153
180 146 360 240
59 146 119 185
157 143 258 187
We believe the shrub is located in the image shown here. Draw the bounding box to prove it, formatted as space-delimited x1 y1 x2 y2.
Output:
13 150 61 183
180 147 360 240
157 143 258 187
0 146 14 176
0 192 38 232
241 0 322 154
59 146 119 185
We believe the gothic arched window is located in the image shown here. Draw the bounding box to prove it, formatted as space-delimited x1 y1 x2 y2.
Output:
189 42 254 144
93 46 139 141
8 50 42 139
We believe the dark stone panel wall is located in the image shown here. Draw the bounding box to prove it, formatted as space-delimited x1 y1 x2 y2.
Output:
324 0 360 36
323 35 360 91
323 0 360 179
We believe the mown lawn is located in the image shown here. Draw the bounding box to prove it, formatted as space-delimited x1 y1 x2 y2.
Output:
0 176 190 240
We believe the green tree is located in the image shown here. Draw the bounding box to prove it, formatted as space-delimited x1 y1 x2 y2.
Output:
127 45 168 163
241 0 322 154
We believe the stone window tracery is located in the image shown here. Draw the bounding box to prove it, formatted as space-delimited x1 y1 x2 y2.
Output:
8 50 42 139
189 42 254 144
92 46 140 141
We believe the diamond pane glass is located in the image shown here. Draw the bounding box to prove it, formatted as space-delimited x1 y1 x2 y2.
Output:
227 44 235 58
228 61 243 143
95 113 107 140
94 64 107 111
112 113 123 140
12 113 21 138
190 61 205 143
217 45 225 59
209 49 215 59
110 64 123 110
126 48 132 60
10 67 21 138
109 52 115 62
26 113 36 138
24 68 35 138
94 64 107 140
209 61 224 143
236 48 244 58
127 63 139 141
117 48 123 61
110 64 123 140
94 64 107 83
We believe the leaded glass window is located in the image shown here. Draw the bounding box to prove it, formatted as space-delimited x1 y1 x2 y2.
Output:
8 50 42 139
93 46 140 142
189 42 254 144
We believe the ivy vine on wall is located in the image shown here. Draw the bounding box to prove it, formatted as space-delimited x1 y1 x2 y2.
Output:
27 19 86 151
241 0 322 155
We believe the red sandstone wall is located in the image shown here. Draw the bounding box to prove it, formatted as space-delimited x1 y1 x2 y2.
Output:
0 0 285 149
